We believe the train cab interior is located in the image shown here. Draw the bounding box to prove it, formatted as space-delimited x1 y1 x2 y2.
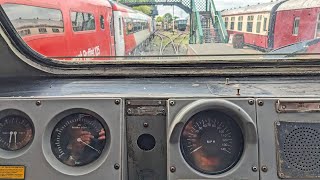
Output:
0 0 320 180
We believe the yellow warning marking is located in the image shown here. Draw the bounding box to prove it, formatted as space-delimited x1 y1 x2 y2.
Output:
0 166 25 179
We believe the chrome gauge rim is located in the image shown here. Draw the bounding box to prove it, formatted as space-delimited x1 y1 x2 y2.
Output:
180 110 244 175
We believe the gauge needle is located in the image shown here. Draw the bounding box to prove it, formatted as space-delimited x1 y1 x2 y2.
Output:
14 131 17 144
77 138 101 154
190 146 203 154
9 131 13 144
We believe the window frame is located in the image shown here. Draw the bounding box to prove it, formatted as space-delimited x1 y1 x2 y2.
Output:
238 16 243 31
246 15 254 32
225 17 229 29
256 15 262 33
292 17 300 36
100 15 105 30
70 11 96 32
230 17 235 30
263 17 268 32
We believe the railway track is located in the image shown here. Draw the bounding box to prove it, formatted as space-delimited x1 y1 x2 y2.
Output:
155 32 188 56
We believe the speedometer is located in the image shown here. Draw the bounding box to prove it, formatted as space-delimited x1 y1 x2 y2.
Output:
180 110 244 175
50 113 108 167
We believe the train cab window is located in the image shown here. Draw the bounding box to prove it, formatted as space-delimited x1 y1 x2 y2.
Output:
225 17 229 29
316 14 320 38
100 15 105 30
230 17 235 30
247 15 254 32
110 16 114 36
238 16 243 31
1 3 64 37
71 12 95 32
292 17 300 35
263 18 268 32
256 15 262 33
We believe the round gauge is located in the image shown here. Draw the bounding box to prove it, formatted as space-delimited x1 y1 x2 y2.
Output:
51 113 109 167
180 110 244 175
0 114 34 151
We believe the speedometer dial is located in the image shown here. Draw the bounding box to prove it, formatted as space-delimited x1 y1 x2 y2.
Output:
51 113 108 166
180 110 244 175
0 114 34 151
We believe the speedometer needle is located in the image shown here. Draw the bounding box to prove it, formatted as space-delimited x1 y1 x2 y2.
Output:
190 146 203 154
77 138 101 154
9 131 13 144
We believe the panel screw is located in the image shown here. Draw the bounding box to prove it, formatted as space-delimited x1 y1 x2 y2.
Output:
248 99 254 105
276 121 281 126
127 109 132 115
252 166 258 172
169 101 175 106
158 101 162 105
114 163 120 170
279 173 284 178
261 166 268 172
170 166 176 173
114 99 121 105
258 100 264 106
127 101 131 105
143 122 149 128
35 101 41 106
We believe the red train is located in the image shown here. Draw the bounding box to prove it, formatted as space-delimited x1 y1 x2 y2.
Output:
0 0 155 60
222 0 320 52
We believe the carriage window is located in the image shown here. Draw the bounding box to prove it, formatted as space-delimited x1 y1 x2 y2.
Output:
126 18 134 34
225 17 229 29
316 14 320 38
100 15 105 30
71 12 95 31
238 16 243 31
110 16 114 36
1 3 64 37
247 15 254 32
263 18 268 31
119 18 122 35
292 17 300 35
256 15 262 33
230 17 235 30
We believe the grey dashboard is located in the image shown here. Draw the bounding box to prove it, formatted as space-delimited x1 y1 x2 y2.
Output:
0 77 320 180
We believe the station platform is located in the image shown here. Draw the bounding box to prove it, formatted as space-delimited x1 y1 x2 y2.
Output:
187 43 262 56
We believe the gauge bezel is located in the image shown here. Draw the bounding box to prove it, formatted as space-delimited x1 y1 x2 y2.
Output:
42 108 111 176
0 109 34 158
168 99 258 178
179 109 245 175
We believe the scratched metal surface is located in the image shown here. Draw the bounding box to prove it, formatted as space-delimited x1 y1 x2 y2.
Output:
0 77 319 97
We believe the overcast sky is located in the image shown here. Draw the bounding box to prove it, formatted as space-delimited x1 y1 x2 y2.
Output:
157 0 272 18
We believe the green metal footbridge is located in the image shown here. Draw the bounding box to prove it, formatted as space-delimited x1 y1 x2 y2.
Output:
118 0 228 44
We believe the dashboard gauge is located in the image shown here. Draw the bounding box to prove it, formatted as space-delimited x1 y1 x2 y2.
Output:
180 110 244 175
51 113 108 167
0 114 34 151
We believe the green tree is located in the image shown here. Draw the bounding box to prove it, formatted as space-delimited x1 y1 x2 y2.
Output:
163 13 173 23
133 5 152 16
156 16 164 23
174 16 179 20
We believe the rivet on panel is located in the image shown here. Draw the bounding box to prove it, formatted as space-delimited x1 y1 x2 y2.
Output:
170 166 176 173
114 99 121 105
258 100 264 106
169 101 175 106
35 101 41 106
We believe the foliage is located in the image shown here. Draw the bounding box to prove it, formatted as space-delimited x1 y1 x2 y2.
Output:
156 16 164 23
132 5 152 15
163 13 173 23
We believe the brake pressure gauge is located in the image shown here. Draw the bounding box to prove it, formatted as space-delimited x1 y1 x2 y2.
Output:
180 110 244 175
0 114 34 151
50 113 109 166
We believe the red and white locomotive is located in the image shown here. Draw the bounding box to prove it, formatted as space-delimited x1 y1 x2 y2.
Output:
0 0 155 60
222 0 320 52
